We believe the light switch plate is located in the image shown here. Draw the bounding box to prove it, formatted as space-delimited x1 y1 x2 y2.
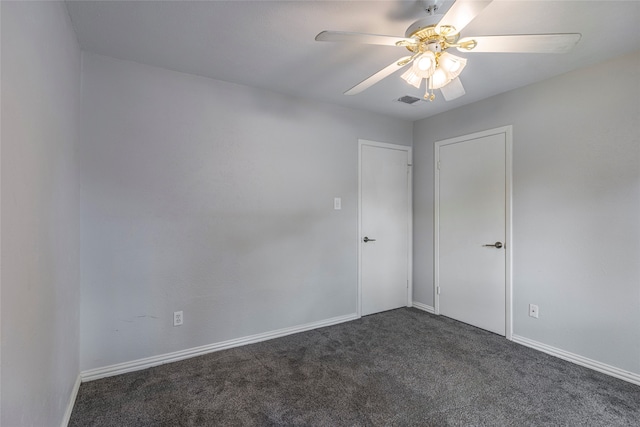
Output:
334 197 342 210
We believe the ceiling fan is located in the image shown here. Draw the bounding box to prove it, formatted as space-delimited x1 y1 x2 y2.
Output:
315 0 581 102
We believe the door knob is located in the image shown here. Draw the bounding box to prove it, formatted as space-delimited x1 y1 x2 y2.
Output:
363 236 376 243
483 241 503 249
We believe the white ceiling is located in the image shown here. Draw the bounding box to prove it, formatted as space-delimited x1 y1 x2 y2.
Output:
66 0 640 121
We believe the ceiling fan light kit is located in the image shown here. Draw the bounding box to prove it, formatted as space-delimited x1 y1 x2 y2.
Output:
400 51 436 89
316 0 581 103
400 66 423 89
401 50 468 101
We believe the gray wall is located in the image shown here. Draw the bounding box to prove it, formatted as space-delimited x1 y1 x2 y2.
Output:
1 1 82 425
79 53 413 370
413 51 640 375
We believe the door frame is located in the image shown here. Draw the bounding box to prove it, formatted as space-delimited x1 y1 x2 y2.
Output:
358 139 413 318
433 126 513 339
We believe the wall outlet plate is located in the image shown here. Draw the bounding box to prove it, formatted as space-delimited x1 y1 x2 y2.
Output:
529 304 539 319
173 310 183 326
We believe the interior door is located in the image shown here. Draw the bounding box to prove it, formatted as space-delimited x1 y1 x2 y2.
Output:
360 141 411 316
436 127 511 336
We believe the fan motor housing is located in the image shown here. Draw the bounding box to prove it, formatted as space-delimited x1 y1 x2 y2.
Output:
404 17 460 53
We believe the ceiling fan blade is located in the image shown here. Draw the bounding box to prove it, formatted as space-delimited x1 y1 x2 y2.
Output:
440 77 465 101
315 31 415 47
457 34 582 53
436 0 492 34
344 56 412 95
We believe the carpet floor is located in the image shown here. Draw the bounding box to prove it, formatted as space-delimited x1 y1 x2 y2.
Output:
69 308 640 426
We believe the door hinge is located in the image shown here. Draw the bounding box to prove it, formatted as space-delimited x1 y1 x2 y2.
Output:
437 286 441 295
437 161 441 170
407 280 409 288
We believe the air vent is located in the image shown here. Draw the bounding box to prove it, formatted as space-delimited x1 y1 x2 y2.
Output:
396 95 421 105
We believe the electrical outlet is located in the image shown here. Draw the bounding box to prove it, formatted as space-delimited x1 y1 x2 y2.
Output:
173 311 183 326
529 304 539 319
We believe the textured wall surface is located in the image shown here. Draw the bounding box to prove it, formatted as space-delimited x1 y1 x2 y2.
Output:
1 2 82 425
413 51 640 374
79 53 413 371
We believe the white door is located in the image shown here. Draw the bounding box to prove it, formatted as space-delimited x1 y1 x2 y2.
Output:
359 140 412 316
435 127 512 336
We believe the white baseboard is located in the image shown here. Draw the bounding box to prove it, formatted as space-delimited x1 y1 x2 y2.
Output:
412 301 435 314
61 373 81 427
81 313 358 382
512 334 640 386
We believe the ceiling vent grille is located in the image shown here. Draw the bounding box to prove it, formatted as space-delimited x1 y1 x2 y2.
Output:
396 95 421 105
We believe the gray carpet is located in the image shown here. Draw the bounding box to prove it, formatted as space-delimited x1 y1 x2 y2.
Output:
69 308 640 426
